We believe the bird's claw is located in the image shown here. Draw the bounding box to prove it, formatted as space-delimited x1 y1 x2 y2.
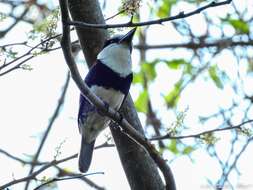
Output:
118 113 124 124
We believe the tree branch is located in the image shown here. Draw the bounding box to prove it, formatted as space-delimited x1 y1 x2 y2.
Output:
0 140 113 175
67 0 232 29
0 34 61 76
0 148 46 165
134 39 253 50
0 6 30 38
55 166 106 190
0 55 34 76
2 36 252 77
150 119 253 141
0 154 76 189
24 72 70 190
33 172 104 190
217 137 253 189
59 0 175 189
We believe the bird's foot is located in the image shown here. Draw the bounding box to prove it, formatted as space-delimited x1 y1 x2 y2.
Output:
118 113 124 124
111 113 124 130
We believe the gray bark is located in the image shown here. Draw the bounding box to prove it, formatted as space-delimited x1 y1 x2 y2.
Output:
68 0 108 67
68 0 164 189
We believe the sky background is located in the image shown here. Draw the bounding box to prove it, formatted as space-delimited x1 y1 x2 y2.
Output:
0 0 253 189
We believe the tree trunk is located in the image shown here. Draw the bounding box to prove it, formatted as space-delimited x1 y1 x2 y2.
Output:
68 0 164 189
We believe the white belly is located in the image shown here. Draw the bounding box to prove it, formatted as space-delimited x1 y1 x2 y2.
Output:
90 85 125 110
81 85 125 143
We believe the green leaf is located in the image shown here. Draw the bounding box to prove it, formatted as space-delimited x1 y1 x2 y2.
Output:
135 89 148 113
164 80 182 107
228 19 250 34
133 71 144 84
141 61 157 81
157 0 176 18
133 61 157 85
185 63 194 74
168 140 179 154
182 146 195 154
30 7 59 39
165 59 187 70
208 65 223 89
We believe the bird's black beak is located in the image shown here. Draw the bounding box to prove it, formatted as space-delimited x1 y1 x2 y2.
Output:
119 28 136 44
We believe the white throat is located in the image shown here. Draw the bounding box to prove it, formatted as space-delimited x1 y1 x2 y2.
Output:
97 43 132 77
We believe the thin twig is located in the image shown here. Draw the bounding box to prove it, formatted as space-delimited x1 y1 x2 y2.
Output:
0 55 34 76
217 137 253 189
105 10 125 21
0 140 113 173
0 154 77 189
67 0 232 29
0 6 30 38
0 149 46 165
134 39 253 50
150 119 253 141
0 140 113 188
2 36 253 77
54 166 106 190
0 34 61 75
33 172 104 190
24 72 70 190
0 41 27 48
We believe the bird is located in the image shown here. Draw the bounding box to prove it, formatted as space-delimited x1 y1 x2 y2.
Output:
77 28 136 172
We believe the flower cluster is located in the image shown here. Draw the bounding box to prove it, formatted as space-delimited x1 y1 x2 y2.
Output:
122 0 141 15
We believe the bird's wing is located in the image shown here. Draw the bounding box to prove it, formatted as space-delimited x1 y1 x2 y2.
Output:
78 94 95 132
78 62 133 126
78 63 97 130
120 73 133 108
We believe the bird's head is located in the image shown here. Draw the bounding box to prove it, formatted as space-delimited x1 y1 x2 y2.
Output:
102 28 136 52
97 28 136 77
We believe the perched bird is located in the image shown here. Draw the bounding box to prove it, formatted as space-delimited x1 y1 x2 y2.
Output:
78 28 136 172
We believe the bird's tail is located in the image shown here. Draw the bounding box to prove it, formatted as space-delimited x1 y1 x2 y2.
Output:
78 137 95 173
